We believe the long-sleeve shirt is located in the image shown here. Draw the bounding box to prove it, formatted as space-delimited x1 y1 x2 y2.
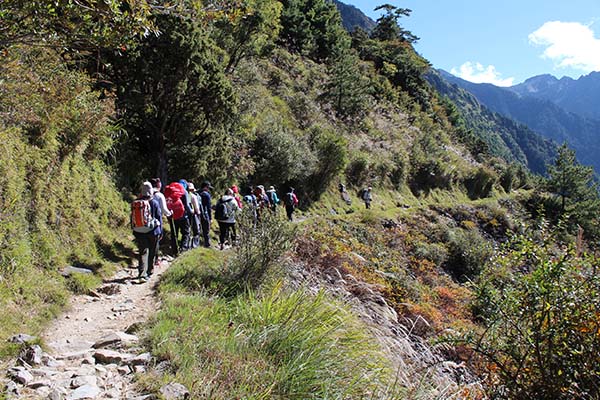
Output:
199 190 212 220
181 193 193 217
153 191 172 218
190 192 203 215
216 195 240 223
150 197 163 236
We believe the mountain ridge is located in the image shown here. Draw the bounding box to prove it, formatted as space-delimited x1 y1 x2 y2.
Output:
509 71 600 121
440 69 600 172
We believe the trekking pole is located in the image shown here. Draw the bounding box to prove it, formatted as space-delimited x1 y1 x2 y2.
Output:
168 217 179 256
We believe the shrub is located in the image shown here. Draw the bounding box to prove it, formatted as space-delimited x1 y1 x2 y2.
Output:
223 209 296 296
468 231 600 399
251 116 318 186
444 228 492 282
306 126 348 199
464 166 497 199
413 242 449 267
345 154 370 186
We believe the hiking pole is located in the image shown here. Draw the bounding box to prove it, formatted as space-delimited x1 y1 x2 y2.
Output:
168 216 179 256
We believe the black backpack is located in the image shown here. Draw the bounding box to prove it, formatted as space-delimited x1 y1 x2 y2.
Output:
285 192 295 207
215 198 233 220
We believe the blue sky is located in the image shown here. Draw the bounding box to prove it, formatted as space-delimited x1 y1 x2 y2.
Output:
344 1 600 86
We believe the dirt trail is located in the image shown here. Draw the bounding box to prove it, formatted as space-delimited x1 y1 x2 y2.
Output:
4 257 172 400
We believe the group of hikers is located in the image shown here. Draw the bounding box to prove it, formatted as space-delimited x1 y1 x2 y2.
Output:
130 178 299 281
339 183 373 209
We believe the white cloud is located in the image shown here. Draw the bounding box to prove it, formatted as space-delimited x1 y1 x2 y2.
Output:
529 21 600 72
450 62 515 86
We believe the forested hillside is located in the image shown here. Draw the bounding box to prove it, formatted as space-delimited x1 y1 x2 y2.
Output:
427 70 557 175
510 72 600 121
442 70 600 172
2 1 600 399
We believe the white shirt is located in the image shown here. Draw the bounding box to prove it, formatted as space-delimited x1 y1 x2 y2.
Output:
153 190 172 217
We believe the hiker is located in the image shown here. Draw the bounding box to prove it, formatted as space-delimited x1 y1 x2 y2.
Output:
165 181 188 255
215 188 240 250
177 179 193 251
284 187 299 221
150 178 171 266
255 185 270 208
188 182 202 248
131 181 161 282
255 185 270 220
199 181 213 248
231 185 243 209
243 186 258 224
338 183 351 205
266 185 280 211
362 187 372 209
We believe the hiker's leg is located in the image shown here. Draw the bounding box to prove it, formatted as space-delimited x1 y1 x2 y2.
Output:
201 218 211 247
218 221 226 249
147 235 158 276
190 214 200 248
136 233 151 279
180 217 191 251
230 223 237 244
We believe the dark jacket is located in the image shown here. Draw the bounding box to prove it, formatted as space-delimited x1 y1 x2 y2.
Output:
199 190 212 220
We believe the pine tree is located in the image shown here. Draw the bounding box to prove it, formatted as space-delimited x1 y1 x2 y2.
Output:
547 144 597 213
324 46 369 118
546 143 600 236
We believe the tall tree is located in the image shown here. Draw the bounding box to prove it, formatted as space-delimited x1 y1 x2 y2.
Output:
324 46 369 118
212 0 282 74
111 14 237 185
546 144 598 213
545 143 599 235
370 4 419 43
278 0 348 61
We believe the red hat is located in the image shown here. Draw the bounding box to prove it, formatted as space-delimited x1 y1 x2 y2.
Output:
231 185 239 194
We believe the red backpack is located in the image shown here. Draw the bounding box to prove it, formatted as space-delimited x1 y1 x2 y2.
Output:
131 199 155 233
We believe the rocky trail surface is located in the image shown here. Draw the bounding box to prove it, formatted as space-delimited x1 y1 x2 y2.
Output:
3 257 177 400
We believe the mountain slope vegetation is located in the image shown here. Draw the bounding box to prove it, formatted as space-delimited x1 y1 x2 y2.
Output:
442 70 600 172
427 70 557 175
1 1 600 398
510 72 600 121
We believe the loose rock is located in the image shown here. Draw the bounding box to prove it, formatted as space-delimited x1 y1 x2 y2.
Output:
20 344 43 365
93 349 133 365
8 366 34 385
5 380 19 397
159 382 190 400
92 332 139 349
8 333 38 344
71 375 97 389
61 266 93 277
128 353 152 366
111 300 135 313
66 383 101 400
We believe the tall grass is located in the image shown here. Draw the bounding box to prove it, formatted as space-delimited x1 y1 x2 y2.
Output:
0 46 132 356
146 284 393 399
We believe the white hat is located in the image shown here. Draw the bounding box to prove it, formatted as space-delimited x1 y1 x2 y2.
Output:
141 181 153 197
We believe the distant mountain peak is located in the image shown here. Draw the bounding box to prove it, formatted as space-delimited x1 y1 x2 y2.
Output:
331 0 376 33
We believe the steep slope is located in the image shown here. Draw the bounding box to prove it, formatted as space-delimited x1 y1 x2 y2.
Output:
510 72 600 121
427 70 556 175
332 0 376 32
441 70 600 172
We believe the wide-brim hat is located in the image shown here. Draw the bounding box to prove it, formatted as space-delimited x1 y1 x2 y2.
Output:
188 183 196 191
141 181 153 197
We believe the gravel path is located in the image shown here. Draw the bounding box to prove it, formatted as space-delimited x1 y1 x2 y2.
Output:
3 257 172 400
